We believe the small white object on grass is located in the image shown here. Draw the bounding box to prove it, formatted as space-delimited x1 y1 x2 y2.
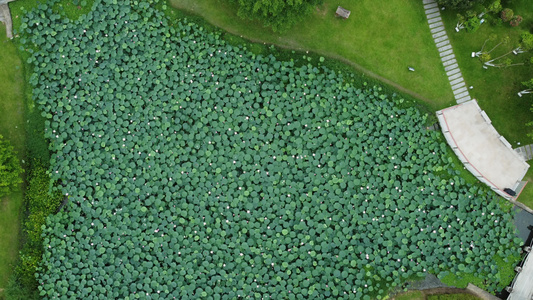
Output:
408 67 415 72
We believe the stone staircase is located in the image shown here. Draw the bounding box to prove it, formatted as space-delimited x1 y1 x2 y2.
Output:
515 144 533 161
423 0 471 104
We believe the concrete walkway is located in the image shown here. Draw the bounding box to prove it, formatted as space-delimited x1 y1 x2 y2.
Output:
423 0 471 104
437 100 529 200
515 144 533 161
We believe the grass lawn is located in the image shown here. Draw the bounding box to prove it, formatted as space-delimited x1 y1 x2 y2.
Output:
169 0 455 111
439 1 533 145
517 168 533 208
0 24 26 294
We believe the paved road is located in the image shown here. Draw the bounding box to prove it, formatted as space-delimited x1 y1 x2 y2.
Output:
514 207 533 243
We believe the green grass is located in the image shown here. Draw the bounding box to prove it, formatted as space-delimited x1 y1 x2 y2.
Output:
0 24 26 295
0 191 24 293
169 0 456 111
427 294 480 300
393 291 424 300
439 2 533 146
517 168 533 208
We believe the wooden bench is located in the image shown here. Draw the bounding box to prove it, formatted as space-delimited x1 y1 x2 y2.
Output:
335 6 350 19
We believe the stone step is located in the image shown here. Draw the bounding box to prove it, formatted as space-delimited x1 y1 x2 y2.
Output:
428 16 442 24
436 39 450 48
456 95 471 104
454 91 470 100
439 45 452 52
452 86 468 95
425 7 440 14
446 68 461 77
521 145 533 160
424 3 439 9
434 36 448 43
429 21 444 29
439 49 454 57
431 26 445 34
445 64 458 72
450 77 464 86
443 58 457 67
439 44 453 52
427 12 441 19
423 0 436 4
452 80 466 89
441 54 456 63
515 145 533 160
432 30 447 39
448 72 462 81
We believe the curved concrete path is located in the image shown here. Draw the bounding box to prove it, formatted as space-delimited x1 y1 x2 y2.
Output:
423 0 471 104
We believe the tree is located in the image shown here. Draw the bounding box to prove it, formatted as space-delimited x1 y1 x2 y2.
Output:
500 8 514 22
229 0 323 33
473 34 508 57
518 76 533 97
437 0 486 11
513 32 533 54
486 0 502 13
0 135 23 199
477 33 533 68
510 15 523 27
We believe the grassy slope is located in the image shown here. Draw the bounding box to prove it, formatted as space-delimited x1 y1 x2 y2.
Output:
0 24 26 293
169 0 455 111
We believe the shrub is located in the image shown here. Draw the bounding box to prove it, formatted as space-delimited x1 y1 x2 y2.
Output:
465 16 481 32
12 162 63 293
510 15 522 27
487 0 502 14
0 134 23 199
501 8 514 22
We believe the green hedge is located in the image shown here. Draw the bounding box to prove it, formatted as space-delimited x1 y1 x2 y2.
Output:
5 162 63 299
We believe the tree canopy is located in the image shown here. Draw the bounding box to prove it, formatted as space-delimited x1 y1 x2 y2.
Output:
437 0 486 11
0 134 23 199
230 0 323 32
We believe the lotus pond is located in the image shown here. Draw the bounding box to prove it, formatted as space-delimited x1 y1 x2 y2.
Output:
17 0 521 298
